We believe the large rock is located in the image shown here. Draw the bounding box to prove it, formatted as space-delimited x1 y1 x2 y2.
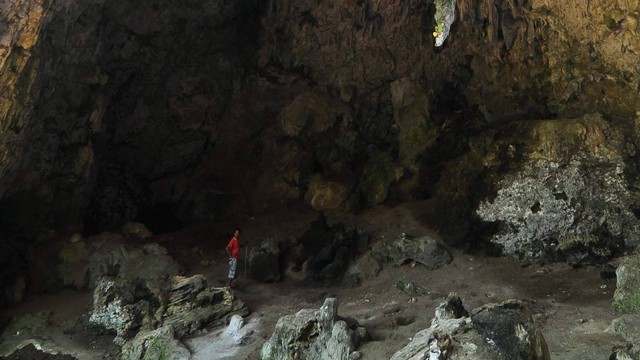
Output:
610 344 640 360
89 274 248 345
121 325 191 360
372 233 452 269
300 215 360 282
473 115 639 263
613 255 640 314
248 238 281 282
391 293 549 360
57 232 182 290
260 298 367 360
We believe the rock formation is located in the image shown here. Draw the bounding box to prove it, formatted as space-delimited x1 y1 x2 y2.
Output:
90 274 248 350
260 298 368 360
391 293 550 360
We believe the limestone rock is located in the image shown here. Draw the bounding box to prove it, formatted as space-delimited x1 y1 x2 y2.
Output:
305 174 354 211
391 293 549 360
473 115 638 263
372 233 452 269
57 232 182 290
300 216 359 282
610 344 640 360
611 315 640 344
342 252 382 286
260 298 366 360
395 281 428 297
89 275 249 345
248 238 281 282
121 325 191 360
613 255 640 314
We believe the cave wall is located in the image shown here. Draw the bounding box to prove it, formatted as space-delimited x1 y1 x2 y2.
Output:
2 0 640 291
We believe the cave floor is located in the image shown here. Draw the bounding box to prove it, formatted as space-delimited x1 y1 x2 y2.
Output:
0 201 626 359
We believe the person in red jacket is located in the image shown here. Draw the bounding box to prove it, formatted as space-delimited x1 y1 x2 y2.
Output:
225 228 241 287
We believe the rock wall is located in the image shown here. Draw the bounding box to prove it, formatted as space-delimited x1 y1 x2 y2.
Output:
2 0 640 291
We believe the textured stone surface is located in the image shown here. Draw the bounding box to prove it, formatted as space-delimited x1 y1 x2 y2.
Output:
391 293 549 360
56 232 182 290
248 238 281 282
471 115 640 263
304 174 355 211
613 255 640 314
260 298 366 360
121 325 191 360
89 274 249 345
299 216 360 282
372 233 452 269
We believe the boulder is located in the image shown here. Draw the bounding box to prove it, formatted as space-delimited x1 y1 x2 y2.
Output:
395 281 428 297
610 344 640 360
260 298 367 360
613 255 640 314
89 274 248 345
248 238 281 282
300 215 359 282
121 325 190 360
57 232 182 290
372 233 452 269
391 293 549 360
359 151 404 206
474 115 638 264
342 252 382 286
611 315 640 344
304 174 354 211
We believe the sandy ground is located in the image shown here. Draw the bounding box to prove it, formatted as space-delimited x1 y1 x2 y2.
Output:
0 201 628 359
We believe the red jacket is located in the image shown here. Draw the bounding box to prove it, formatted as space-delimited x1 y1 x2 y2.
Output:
226 236 240 259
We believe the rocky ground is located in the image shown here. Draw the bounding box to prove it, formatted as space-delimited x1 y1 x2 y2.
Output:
0 201 629 359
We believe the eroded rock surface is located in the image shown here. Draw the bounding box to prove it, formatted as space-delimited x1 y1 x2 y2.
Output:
90 274 248 345
613 255 640 314
391 293 549 360
57 232 182 290
248 238 281 282
260 298 367 360
373 233 452 269
464 115 639 263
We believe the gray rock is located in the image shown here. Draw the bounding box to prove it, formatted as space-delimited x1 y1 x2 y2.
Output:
342 252 382 286
121 325 191 360
395 281 428 297
89 274 249 345
260 298 367 360
373 233 452 269
610 344 640 360
301 216 359 282
57 232 182 290
611 315 640 344
613 255 640 314
391 293 549 360
248 238 281 282
475 115 637 264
